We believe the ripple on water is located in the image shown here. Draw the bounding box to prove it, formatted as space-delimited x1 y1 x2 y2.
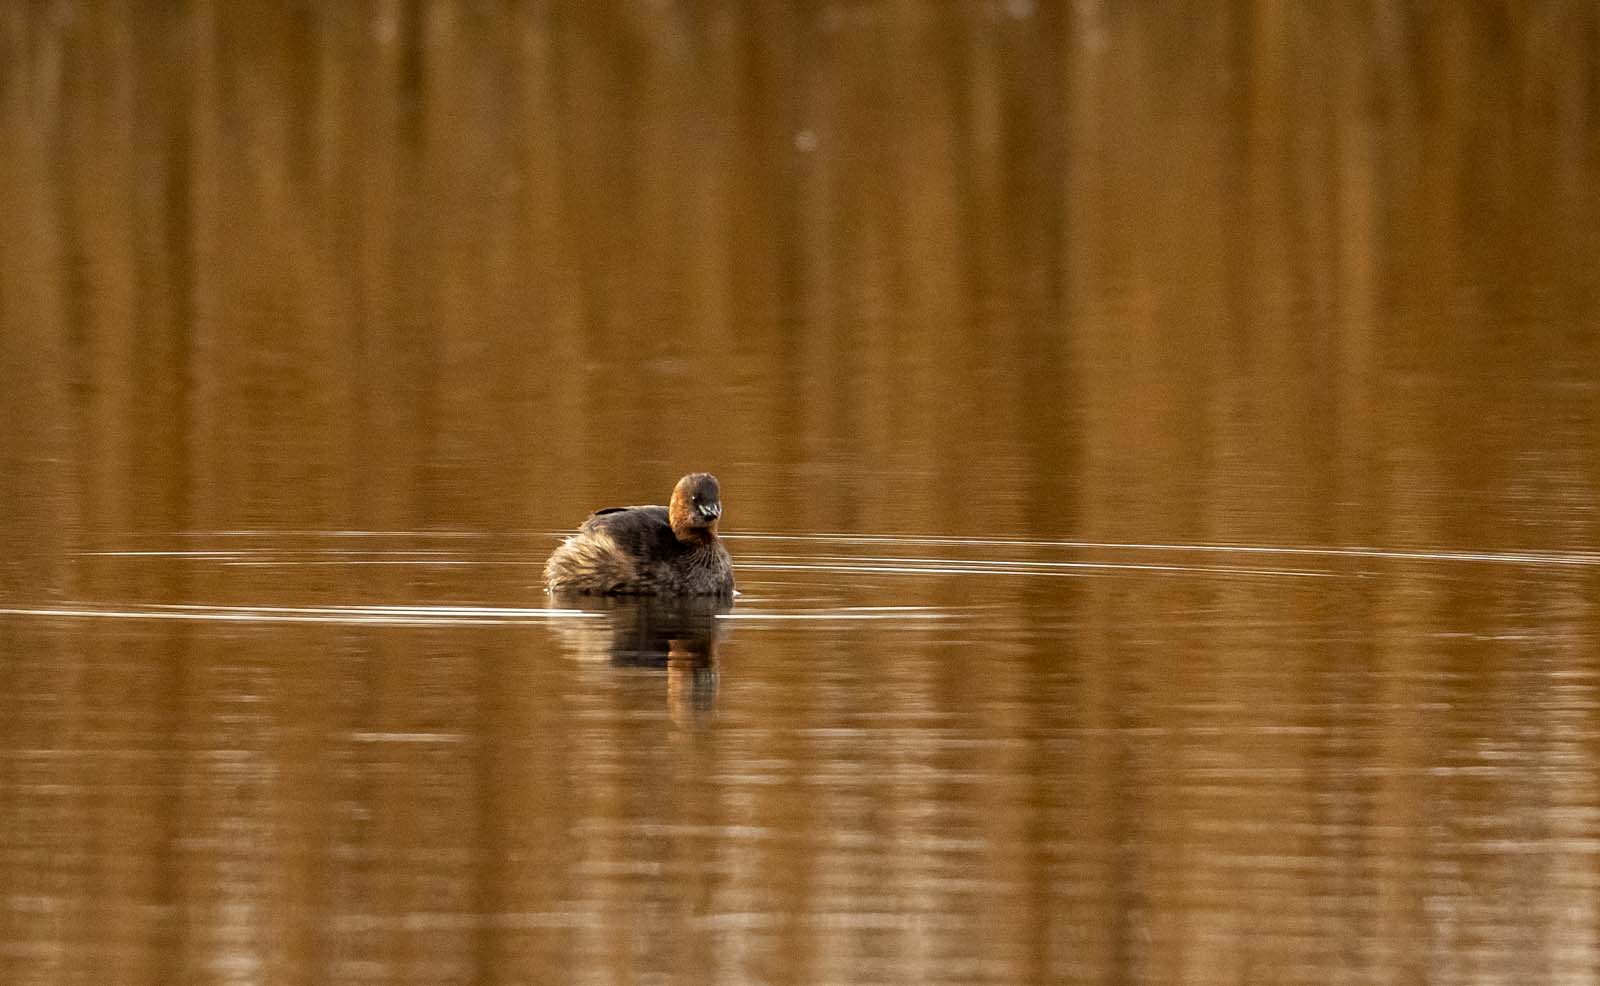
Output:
8 528 1585 630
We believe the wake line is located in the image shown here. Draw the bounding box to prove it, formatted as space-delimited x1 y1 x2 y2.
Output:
0 603 600 627
737 561 1337 579
75 531 1599 571
725 534 1600 569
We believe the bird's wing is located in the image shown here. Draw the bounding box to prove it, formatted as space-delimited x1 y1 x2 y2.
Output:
580 505 675 557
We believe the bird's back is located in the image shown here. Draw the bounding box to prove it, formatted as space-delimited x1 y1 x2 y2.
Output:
546 481 734 595
546 504 692 594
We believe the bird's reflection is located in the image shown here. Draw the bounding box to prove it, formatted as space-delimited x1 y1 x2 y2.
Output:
549 594 729 720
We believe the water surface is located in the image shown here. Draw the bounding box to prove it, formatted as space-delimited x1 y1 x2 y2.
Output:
3 4 1599 986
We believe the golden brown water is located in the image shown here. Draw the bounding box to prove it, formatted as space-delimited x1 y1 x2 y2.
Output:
4 4 1600 985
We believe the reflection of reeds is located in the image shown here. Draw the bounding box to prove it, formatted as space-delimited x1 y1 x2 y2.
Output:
3 4 1595 550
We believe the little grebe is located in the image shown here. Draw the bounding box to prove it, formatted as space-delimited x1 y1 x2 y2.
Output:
544 473 734 596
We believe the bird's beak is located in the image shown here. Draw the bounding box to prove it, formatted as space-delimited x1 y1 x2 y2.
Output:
699 502 722 521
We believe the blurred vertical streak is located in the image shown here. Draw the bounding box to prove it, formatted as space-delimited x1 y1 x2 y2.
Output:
1055 3 1120 981
1314 6 1384 972
0 11 85 986
0 1 76 595
185 0 219 548
55 6 164 985
515 2 588 511
550 0 632 496
58 0 134 540
792 1 844 524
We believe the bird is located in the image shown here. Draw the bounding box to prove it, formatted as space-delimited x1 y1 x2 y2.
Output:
544 473 734 596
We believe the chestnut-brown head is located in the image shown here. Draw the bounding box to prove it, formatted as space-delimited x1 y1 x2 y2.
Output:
668 473 723 543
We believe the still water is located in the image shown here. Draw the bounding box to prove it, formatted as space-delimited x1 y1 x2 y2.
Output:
3 4 1600 985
